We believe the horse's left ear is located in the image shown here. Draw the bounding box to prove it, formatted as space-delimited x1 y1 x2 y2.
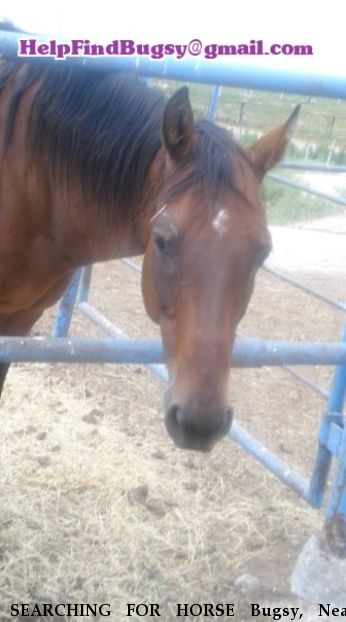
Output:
247 105 300 178
162 86 194 162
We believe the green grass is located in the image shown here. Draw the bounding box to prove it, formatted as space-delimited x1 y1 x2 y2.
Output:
263 178 345 225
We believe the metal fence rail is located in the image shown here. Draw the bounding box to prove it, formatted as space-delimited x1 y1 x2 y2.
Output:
1 334 345 366
262 266 346 312
268 173 346 206
1 29 346 99
277 163 346 173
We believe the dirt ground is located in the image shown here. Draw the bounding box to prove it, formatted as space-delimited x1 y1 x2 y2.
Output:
0 243 345 620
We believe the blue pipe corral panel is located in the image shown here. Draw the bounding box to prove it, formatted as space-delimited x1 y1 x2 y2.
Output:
328 330 346 415
78 265 93 303
309 329 346 509
207 85 222 120
0 336 346 365
230 423 309 500
78 301 168 382
278 163 346 173
1 29 346 99
262 266 346 312
52 269 81 337
268 174 346 206
324 329 346 554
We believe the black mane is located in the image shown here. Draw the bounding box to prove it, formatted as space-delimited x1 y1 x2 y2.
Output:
31 68 165 218
0 20 245 222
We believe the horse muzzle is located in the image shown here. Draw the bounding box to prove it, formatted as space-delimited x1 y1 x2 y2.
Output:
165 401 233 452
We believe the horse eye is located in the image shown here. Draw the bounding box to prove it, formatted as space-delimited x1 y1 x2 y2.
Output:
154 234 169 255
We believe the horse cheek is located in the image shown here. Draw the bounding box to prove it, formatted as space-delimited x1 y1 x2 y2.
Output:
141 244 161 323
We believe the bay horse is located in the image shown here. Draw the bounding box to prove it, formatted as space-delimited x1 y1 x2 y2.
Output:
0 22 299 451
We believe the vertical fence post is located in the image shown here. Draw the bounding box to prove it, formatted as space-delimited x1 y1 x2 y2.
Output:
309 328 346 509
325 429 346 556
207 85 222 121
52 269 82 338
239 101 245 136
324 328 346 555
78 265 93 303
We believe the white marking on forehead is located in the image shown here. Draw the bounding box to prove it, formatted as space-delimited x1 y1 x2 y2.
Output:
212 209 229 237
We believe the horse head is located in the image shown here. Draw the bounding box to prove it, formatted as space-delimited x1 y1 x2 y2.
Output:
142 88 299 451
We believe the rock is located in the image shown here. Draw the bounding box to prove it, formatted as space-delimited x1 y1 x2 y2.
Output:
26 425 37 434
27 519 41 530
36 431 47 441
183 481 198 492
247 535 264 550
151 450 165 460
175 551 188 560
127 484 149 505
279 442 292 454
291 535 346 606
82 408 102 424
183 458 196 469
36 455 51 468
145 498 168 518
74 576 85 590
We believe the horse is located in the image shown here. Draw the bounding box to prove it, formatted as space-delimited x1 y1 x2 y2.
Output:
0 22 299 451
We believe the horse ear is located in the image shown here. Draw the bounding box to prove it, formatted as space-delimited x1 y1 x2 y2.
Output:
162 86 194 162
247 105 300 178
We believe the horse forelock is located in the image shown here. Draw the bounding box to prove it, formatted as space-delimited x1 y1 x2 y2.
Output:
160 120 256 215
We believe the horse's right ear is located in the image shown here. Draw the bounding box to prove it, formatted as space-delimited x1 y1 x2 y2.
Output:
162 87 194 162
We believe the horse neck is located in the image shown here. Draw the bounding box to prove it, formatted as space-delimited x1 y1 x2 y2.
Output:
43 147 166 268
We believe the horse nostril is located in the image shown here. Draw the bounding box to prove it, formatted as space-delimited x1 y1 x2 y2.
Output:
165 404 185 445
